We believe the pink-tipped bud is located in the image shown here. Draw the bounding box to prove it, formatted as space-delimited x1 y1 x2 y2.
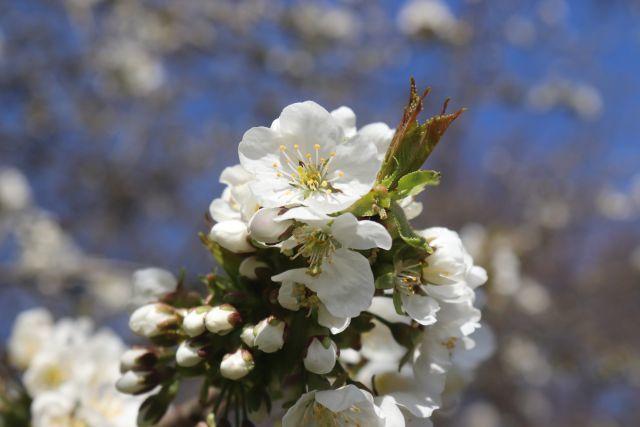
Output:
204 304 241 335
253 316 285 353
220 348 254 380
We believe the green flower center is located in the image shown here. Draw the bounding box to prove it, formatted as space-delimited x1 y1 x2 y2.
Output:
292 225 341 276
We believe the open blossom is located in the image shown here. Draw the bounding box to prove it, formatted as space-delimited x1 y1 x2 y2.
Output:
238 101 381 214
272 209 391 319
283 384 404 427
8 308 144 426
112 92 485 426
391 227 487 326
7 308 54 370
419 227 486 286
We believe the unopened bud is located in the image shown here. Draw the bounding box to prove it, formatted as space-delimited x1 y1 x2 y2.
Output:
248 208 292 244
183 306 211 337
120 347 157 373
129 303 179 338
204 304 241 335
116 370 158 395
240 324 256 347
132 268 177 306
253 316 285 353
303 337 337 375
220 348 254 380
176 339 203 367
209 220 256 253
238 256 269 280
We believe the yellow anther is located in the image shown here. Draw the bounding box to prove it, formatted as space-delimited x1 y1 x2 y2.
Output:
272 162 279 168
305 153 312 159
294 144 299 149
321 181 328 187
337 171 345 177
313 144 320 150
279 145 287 151
329 152 336 157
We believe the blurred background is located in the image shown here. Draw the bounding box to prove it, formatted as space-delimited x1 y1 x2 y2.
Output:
1 0 639 426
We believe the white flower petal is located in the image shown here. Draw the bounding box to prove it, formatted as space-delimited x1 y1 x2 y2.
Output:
277 101 343 148
277 281 302 311
400 293 440 326
331 213 392 250
272 248 375 318
209 195 241 223
275 206 330 223
282 391 316 427
314 384 375 414
219 164 253 186
317 304 351 334
353 122 395 160
330 106 357 138
374 395 406 427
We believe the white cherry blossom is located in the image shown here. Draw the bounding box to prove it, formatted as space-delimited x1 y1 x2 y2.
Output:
282 384 405 427
238 101 380 214
272 210 391 319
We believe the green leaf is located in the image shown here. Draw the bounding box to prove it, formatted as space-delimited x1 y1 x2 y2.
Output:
389 202 433 254
137 380 179 427
394 170 441 199
377 79 463 190
199 232 243 280
392 289 404 316
375 272 396 290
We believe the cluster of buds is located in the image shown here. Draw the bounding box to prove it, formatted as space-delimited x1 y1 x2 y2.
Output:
118 81 490 427
116 348 161 395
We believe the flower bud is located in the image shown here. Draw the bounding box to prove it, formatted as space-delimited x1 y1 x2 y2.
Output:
209 220 255 253
132 268 177 306
129 303 179 338
204 304 242 335
120 347 157 373
253 316 285 353
238 256 269 280
303 337 337 374
248 208 292 244
183 306 210 337
116 370 158 395
240 324 256 347
176 339 203 367
220 348 254 380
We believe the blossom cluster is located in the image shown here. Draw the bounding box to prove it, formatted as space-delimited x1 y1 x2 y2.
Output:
5 308 143 427
118 82 488 426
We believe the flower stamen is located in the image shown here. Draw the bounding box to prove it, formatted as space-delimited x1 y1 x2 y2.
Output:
291 225 341 276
